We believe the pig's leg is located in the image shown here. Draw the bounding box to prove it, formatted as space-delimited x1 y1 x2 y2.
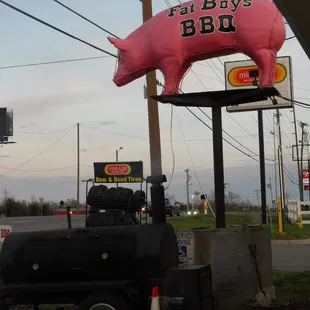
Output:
161 61 191 95
161 73 179 95
174 63 192 93
250 48 277 87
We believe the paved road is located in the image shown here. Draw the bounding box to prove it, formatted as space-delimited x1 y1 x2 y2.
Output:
0 216 309 271
272 244 310 271
0 215 85 232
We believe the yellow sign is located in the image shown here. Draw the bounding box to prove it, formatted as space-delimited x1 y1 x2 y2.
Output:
277 196 283 233
298 215 303 229
227 63 287 87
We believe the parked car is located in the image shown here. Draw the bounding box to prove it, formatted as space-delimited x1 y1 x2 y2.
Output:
147 199 180 217
187 209 199 216
165 198 180 217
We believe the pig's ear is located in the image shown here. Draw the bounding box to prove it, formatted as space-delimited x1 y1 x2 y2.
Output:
107 37 130 52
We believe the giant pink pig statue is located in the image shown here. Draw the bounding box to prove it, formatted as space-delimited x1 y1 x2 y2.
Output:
108 0 285 95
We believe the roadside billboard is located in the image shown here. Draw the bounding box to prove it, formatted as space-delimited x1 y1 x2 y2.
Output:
225 56 293 112
93 161 143 184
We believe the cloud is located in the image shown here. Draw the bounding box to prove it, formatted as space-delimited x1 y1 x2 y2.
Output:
5 86 102 116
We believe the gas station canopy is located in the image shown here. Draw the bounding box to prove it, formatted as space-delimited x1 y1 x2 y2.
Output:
274 0 310 59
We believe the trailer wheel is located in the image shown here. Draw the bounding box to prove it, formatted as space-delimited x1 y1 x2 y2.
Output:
78 293 129 310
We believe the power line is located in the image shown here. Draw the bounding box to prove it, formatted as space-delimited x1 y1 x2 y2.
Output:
165 105 175 190
6 0 290 166
285 36 296 41
0 0 117 58
184 106 273 165
192 70 261 144
52 0 120 39
283 165 298 183
0 56 110 70
83 124 256 142
156 78 274 164
0 128 74 176
283 166 297 184
197 106 271 159
174 109 209 198
278 95 310 109
191 69 264 153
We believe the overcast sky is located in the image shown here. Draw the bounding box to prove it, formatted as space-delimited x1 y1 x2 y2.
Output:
0 0 308 202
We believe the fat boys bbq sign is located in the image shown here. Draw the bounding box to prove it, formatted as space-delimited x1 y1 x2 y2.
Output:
168 0 253 38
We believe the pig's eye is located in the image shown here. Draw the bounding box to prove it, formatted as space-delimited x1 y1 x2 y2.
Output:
118 53 124 63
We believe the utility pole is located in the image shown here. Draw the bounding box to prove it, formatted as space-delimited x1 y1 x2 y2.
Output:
115 146 123 188
224 183 229 202
254 189 260 207
271 114 278 208
77 122 80 214
268 177 273 204
258 110 267 224
276 110 285 230
300 121 308 201
185 169 190 212
142 0 165 224
304 129 310 201
292 106 302 200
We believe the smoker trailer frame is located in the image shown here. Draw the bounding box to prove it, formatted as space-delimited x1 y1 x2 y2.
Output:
0 265 214 310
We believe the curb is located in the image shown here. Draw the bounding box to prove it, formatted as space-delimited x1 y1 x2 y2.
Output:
271 239 310 244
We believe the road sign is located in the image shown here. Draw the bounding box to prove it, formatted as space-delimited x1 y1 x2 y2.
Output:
304 185 310 191
0 225 11 242
176 230 195 265
93 161 143 184
225 56 293 112
303 170 309 184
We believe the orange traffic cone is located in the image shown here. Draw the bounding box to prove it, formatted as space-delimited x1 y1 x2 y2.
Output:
151 286 160 310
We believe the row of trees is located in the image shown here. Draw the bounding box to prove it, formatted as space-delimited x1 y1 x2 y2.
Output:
0 186 81 217
1 187 253 217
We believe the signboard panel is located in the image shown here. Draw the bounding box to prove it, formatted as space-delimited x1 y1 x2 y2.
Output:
0 225 11 242
292 145 310 161
225 56 293 112
0 108 7 138
176 230 195 265
93 161 143 184
303 170 309 184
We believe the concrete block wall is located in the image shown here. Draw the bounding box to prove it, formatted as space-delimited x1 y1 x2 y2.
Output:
187 226 274 309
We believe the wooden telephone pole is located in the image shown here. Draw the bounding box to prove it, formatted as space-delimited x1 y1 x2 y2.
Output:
292 107 302 200
276 110 285 231
142 0 162 176
141 0 165 224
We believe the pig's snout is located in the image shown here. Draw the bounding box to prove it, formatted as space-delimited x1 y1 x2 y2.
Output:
113 77 121 87
113 74 122 87
113 73 132 88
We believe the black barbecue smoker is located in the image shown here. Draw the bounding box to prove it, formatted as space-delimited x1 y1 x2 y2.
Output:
0 184 214 310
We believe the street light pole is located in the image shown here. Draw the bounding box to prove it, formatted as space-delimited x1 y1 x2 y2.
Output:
185 169 190 212
77 122 80 214
115 146 123 188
